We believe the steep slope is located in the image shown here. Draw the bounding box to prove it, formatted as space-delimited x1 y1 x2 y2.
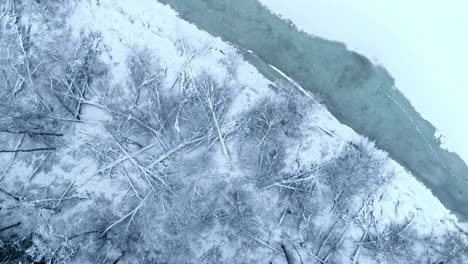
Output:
0 1 466 263
157 0 468 221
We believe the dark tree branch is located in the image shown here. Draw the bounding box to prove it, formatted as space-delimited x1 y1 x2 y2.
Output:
0 147 56 153
0 187 23 201
282 244 298 264
0 222 21 232
0 129 63 137
67 230 100 240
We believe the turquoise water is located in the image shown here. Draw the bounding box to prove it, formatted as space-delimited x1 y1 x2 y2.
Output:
157 0 468 220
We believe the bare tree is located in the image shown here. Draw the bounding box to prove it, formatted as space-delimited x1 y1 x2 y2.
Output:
50 32 105 120
26 223 77 264
363 217 416 263
320 140 393 215
424 230 468 264
127 49 166 107
238 98 293 186
190 73 233 161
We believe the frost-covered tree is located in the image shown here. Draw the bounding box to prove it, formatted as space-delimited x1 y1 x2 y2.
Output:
320 140 393 215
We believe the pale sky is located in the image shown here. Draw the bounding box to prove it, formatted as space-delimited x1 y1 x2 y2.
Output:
260 0 468 163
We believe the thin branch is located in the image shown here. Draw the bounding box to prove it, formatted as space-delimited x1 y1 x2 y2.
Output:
293 244 305 264
68 230 100 240
0 147 56 153
79 140 160 187
295 243 325 264
0 187 23 201
5 194 87 210
54 181 74 208
0 222 21 232
15 25 50 111
122 167 142 200
100 190 153 238
15 152 51 194
248 235 283 255
281 244 296 264
0 134 25 182
148 135 206 167
0 129 63 137
109 133 173 193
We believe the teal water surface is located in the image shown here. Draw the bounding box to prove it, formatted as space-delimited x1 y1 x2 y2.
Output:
157 0 468 220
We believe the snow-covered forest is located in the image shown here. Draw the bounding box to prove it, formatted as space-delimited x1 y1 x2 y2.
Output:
0 1 467 263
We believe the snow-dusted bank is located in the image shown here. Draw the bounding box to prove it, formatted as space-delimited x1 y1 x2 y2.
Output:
0 0 466 263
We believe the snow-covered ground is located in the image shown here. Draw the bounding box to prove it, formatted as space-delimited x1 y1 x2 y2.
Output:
70 0 462 240
259 0 468 163
1 0 466 262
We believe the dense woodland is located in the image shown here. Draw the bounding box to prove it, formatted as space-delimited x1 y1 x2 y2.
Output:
1 1 467 263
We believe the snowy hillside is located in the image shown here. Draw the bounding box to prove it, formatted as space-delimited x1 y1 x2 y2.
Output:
0 0 466 263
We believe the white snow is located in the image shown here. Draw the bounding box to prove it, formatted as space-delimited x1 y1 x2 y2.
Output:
63 0 465 257
259 0 468 164
268 49 461 234
294 102 461 235
69 0 461 226
2 1 466 262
